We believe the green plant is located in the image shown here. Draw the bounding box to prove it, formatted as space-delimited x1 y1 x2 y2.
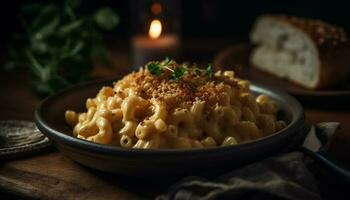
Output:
7 0 119 95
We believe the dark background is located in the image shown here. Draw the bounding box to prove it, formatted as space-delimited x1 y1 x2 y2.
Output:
1 0 350 49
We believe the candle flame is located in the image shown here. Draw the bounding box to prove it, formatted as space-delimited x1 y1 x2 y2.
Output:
149 19 162 39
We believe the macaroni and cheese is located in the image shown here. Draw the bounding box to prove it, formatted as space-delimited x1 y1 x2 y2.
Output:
65 59 286 149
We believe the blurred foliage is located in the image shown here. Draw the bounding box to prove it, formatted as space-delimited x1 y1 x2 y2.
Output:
6 0 119 96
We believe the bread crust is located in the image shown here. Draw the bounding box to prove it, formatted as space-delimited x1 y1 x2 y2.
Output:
253 14 350 89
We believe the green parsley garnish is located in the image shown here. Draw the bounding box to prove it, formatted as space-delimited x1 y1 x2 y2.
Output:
147 62 162 75
206 64 213 78
163 57 171 65
171 67 186 81
147 59 214 81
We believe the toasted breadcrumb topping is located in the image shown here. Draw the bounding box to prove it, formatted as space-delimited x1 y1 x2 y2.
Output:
113 60 242 111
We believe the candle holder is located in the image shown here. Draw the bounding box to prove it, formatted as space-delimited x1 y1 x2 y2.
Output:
130 0 181 67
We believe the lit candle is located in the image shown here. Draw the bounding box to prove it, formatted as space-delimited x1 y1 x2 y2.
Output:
132 19 180 67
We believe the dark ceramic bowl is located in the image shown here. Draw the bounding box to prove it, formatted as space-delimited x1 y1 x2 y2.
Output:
35 80 304 177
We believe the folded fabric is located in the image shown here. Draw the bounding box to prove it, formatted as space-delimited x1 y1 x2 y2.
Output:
156 152 321 200
157 123 340 200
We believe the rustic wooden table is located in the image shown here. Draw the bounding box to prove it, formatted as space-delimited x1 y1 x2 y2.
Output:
1 39 349 199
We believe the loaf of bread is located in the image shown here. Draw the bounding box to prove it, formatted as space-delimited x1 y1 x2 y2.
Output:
250 14 350 89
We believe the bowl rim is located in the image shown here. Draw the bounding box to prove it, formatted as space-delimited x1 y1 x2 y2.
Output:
35 78 305 157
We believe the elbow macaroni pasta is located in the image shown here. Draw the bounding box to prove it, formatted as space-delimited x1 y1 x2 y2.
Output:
65 60 287 149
